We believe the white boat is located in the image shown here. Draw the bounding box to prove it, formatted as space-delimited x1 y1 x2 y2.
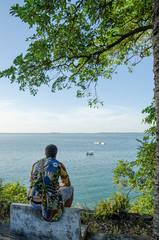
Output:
86 151 94 155
94 141 106 145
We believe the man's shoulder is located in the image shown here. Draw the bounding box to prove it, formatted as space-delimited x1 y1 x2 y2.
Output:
59 162 66 171
32 158 45 168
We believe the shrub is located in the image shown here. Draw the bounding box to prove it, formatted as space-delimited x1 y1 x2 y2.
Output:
0 179 28 220
111 100 156 215
94 192 130 220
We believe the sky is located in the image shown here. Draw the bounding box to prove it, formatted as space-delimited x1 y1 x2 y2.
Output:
0 0 155 133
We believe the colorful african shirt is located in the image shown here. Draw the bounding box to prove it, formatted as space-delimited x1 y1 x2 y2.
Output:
27 157 70 221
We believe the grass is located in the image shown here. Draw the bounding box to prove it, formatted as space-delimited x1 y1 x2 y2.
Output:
81 210 153 238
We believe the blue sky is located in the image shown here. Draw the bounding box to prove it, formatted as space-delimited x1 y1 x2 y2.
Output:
0 0 154 133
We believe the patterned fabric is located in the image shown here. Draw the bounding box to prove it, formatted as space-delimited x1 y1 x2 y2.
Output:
27 157 70 221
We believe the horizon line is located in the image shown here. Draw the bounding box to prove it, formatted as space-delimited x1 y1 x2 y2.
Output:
0 132 145 134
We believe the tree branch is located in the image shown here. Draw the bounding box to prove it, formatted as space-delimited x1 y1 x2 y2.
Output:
54 25 152 64
126 160 153 197
94 25 152 56
20 25 152 76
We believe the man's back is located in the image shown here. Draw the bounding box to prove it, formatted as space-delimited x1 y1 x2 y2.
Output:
27 144 74 221
28 157 63 221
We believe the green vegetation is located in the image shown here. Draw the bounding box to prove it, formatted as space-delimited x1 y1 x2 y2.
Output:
81 103 155 237
95 100 156 218
0 0 152 106
0 180 27 221
84 213 153 237
95 192 130 219
79 101 155 237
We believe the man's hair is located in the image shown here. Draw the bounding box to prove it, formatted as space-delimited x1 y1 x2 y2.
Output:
45 144 58 158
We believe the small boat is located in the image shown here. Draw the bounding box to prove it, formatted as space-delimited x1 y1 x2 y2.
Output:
94 141 106 145
86 151 94 155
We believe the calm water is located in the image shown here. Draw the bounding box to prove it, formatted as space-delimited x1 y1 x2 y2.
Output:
0 133 143 208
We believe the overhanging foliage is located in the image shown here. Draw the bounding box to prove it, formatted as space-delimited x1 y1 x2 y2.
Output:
0 0 152 106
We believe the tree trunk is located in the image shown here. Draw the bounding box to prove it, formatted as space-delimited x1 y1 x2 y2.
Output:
153 0 159 239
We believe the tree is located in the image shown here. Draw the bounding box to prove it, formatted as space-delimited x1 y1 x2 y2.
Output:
152 0 159 238
0 0 152 106
1 0 159 237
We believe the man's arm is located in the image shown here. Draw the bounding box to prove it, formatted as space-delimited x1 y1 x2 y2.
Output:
27 161 41 200
59 162 71 187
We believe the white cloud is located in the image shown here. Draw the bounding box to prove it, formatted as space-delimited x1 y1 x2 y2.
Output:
0 100 17 108
0 100 147 133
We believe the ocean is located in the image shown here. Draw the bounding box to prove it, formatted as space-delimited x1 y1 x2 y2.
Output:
0 133 144 208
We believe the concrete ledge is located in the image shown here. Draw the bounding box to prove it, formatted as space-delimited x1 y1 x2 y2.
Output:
10 203 82 240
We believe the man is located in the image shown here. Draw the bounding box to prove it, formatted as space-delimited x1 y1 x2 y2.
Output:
27 144 74 221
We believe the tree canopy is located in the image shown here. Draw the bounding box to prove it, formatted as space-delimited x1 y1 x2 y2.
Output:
0 0 152 106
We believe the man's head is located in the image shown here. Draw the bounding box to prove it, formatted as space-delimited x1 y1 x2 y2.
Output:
45 144 58 158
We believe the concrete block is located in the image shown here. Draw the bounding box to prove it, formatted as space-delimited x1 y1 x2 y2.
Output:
81 225 88 240
10 203 81 240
